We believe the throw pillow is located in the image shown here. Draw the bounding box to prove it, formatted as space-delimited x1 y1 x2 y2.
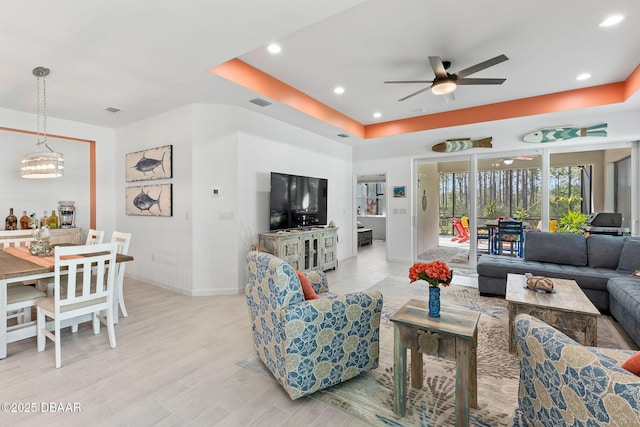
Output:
295 270 318 300
617 239 640 273
622 352 640 376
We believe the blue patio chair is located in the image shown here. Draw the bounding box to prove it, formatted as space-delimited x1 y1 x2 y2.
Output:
496 220 524 257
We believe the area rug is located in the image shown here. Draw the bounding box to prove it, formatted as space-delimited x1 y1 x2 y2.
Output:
418 245 469 266
238 277 635 426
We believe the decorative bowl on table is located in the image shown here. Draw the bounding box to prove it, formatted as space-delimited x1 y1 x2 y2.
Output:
29 240 52 256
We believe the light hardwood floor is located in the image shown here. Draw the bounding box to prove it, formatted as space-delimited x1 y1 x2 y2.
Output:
1 240 405 427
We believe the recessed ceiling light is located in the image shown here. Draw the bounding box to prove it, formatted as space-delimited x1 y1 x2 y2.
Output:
267 43 281 54
576 73 591 81
373 112 382 118
334 86 345 94
599 15 624 27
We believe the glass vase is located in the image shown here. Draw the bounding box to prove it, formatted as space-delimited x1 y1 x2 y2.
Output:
428 287 441 318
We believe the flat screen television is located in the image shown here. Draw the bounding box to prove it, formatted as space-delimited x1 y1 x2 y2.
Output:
270 172 328 230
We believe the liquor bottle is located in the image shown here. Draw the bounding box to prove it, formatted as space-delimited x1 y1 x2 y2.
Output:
29 213 37 229
5 208 17 230
20 210 30 229
48 210 59 229
40 210 49 228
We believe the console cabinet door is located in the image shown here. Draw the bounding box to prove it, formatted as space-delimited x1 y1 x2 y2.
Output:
259 228 338 272
320 230 337 270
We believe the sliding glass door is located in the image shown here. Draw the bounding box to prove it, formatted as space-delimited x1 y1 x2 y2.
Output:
414 141 637 267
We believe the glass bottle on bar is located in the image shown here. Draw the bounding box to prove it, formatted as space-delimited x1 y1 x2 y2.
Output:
5 208 17 230
48 209 59 229
40 210 49 228
20 210 30 229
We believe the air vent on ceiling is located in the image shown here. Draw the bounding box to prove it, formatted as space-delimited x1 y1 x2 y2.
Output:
337 133 350 138
105 107 121 113
249 98 272 107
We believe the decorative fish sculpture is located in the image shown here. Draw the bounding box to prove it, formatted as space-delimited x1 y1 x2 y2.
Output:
522 123 607 143
431 137 493 152
133 150 166 174
133 188 162 213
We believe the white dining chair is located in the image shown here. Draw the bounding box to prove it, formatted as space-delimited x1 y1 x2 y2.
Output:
36 242 118 368
86 229 105 245
110 231 132 319
0 235 45 325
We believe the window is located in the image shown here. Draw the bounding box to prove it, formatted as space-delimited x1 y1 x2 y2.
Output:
357 182 385 216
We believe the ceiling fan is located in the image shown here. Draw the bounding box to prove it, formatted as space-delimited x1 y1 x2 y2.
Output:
492 156 535 167
384 54 508 102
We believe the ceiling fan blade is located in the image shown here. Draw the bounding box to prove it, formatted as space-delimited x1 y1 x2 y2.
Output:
384 80 433 84
428 56 448 79
398 86 431 101
454 54 508 79
456 78 506 85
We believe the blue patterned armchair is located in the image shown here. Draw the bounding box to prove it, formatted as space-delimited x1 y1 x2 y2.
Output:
245 251 383 399
513 313 640 426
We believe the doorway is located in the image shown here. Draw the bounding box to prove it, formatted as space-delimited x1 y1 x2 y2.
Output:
356 174 387 254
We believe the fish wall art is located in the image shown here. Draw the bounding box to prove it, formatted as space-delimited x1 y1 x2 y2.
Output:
125 145 173 182
522 123 607 143
125 184 173 217
431 137 493 152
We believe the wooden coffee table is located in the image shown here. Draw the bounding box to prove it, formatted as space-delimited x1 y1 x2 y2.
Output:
390 299 479 427
506 273 600 353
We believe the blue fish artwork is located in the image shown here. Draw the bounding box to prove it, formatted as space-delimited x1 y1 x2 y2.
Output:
133 150 166 174
133 188 161 213
125 145 172 182
126 184 172 217
522 123 607 143
432 137 492 152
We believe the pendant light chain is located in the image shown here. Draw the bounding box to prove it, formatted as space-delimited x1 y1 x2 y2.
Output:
35 68 49 149
21 66 63 178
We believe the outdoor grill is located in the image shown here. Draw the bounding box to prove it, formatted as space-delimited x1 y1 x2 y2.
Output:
580 212 629 236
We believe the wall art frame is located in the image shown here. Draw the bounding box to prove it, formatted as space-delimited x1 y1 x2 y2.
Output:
126 184 173 217
393 186 406 198
125 144 172 182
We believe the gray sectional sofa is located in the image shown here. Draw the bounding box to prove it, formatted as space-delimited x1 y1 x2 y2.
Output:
477 231 640 344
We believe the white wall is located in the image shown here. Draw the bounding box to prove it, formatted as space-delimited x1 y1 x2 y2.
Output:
115 105 194 294
116 104 354 296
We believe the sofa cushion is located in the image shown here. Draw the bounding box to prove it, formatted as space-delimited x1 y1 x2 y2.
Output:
524 231 587 266
587 234 625 269
617 239 640 273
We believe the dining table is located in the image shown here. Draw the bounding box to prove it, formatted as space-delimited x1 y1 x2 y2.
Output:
0 246 134 359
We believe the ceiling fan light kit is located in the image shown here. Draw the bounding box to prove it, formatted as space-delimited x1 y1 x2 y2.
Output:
431 80 456 95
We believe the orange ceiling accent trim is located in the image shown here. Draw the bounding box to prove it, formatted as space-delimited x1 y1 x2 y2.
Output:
0 126 96 229
365 83 626 138
210 58 639 140
209 59 365 138
624 64 640 99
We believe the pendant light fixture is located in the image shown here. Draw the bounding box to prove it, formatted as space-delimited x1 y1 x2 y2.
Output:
21 66 64 178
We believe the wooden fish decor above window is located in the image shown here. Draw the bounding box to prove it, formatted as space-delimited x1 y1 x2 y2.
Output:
522 123 607 143
431 137 493 152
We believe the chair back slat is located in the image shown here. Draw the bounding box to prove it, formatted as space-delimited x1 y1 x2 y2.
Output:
54 242 117 312
110 231 132 255
85 229 105 245
0 234 34 248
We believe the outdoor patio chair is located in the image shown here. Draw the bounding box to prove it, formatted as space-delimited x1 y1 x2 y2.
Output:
496 220 524 257
451 218 470 243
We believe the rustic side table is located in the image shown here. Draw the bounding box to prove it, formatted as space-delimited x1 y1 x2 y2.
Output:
390 299 480 427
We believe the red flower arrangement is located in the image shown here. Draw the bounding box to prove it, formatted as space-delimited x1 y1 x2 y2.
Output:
409 261 453 288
